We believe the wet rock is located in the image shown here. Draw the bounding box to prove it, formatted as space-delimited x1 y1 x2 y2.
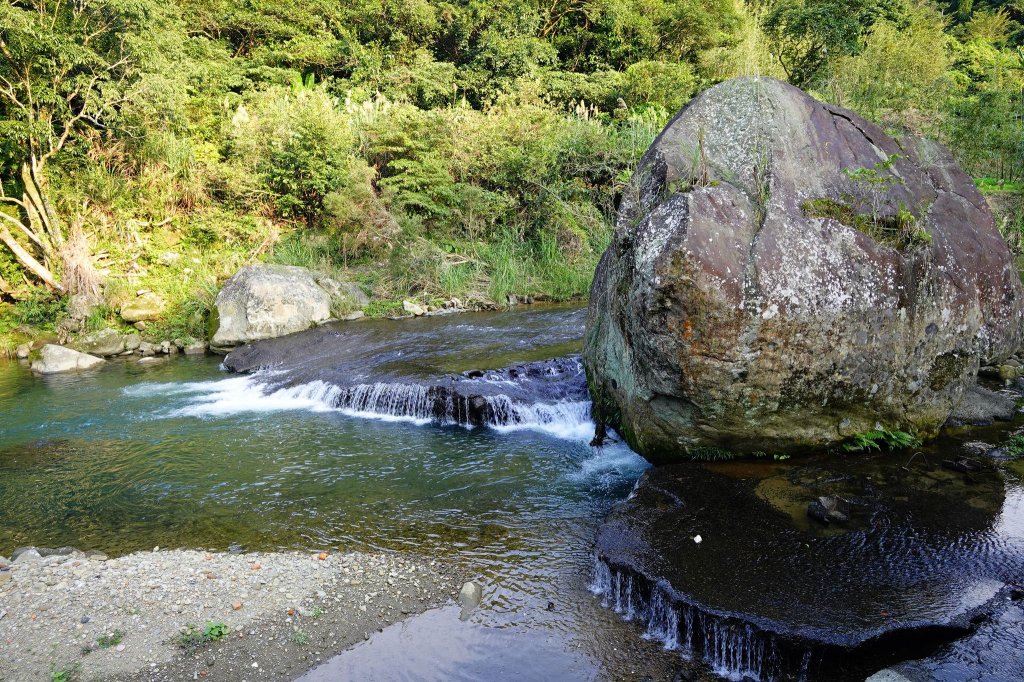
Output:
963 441 995 457
458 581 482 618
124 333 142 352
74 328 126 357
594 453 1018 680
942 457 983 473
877 591 1024 682
138 341 157 357
584 77 1024 463
979 365 1001 379
15 343 30 359
121 292 165 322
31 344 104 374
12 548 42 563
866 672 914 682
947 385 1018 426
183 339 208 355
210 264 340 350
807 495 850 524
999 364 1022 384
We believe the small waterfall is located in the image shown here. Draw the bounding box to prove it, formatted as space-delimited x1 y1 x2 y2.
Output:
701 616 773 681
590 555 814 682
331 382 592 435
336 383 441 424
644 583 681 652
162 356 595 439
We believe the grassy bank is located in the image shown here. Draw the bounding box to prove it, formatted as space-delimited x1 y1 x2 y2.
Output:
3 1 1024 355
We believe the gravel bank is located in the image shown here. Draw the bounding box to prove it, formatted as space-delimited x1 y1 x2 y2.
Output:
0 548 461 681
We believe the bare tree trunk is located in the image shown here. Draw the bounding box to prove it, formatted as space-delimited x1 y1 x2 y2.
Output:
0 157 65 291
0 224 63 291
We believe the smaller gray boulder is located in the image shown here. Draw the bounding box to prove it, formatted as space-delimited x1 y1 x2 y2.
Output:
31 345 104 374
210 264 344 349
315 275 370 312
947 385 1018 426
74 328 126 357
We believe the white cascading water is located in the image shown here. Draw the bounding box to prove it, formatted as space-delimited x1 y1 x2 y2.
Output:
336 382 437 424
644 582 682 653
148 373 594 440
589 556 796 682
484 395 593 440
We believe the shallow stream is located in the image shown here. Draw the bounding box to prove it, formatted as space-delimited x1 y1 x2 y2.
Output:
3 305 1023 681
0 307 686 680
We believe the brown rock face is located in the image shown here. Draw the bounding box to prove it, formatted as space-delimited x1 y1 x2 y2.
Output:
583 77 1024 463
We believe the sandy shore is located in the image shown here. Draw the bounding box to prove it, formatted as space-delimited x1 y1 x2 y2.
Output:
0 547 462 681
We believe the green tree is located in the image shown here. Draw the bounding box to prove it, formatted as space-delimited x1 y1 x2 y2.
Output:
762 0 900 87
0 0 160 291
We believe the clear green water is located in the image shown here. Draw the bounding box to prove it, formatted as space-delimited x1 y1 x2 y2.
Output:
0 310 683 679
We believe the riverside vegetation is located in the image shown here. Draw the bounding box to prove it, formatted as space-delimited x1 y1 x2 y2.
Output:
2 0 1024 353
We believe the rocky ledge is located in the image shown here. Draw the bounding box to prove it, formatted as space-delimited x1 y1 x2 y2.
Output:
592 447 1024 681
0 548 460 681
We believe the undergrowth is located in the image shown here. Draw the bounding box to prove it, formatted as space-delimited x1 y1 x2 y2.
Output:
842 428 920 452
177 621 229 653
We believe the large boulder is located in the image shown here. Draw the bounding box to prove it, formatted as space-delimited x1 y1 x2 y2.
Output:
584 77 1024 463
210 264 360 350
31 344 105 374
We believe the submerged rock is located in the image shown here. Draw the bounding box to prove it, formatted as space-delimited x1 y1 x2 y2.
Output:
31 344 104 374
210 264 354 350
584 76 1024 462
458 581 482 619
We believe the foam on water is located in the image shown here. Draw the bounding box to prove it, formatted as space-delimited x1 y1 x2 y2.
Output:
485 397 595 440
569 439 651 485
137 374 599 440
167 377 341 418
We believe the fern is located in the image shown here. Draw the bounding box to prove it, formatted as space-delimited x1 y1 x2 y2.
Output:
842 428 920 452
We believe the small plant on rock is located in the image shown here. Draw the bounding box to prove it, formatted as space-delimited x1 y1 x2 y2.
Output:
291 630 310 645
1005 433 1024 457
843 156 903 227
843 428 920 452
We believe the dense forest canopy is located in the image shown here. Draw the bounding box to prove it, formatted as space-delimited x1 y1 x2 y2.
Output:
1 0 1022 341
